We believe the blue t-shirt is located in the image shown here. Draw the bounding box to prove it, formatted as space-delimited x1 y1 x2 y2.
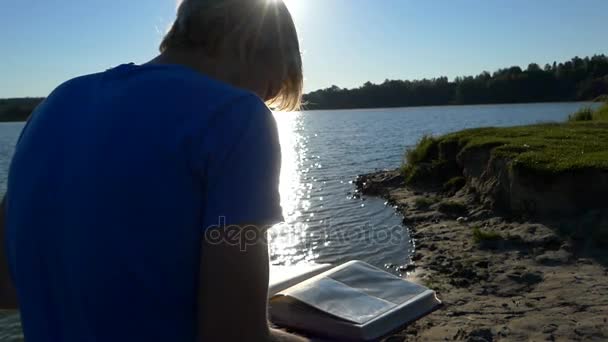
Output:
5 63 283 341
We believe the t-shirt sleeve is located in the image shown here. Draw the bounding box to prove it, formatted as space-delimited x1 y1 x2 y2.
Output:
200 95 284 231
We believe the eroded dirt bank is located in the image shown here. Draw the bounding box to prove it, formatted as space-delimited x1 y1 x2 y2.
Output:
357 170 608 342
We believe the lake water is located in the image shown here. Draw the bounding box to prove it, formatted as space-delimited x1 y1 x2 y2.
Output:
0 102 598 275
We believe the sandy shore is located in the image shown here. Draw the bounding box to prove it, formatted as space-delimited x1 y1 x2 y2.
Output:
359 170 608 342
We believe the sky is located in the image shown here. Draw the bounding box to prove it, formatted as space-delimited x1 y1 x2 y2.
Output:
1 0 608 98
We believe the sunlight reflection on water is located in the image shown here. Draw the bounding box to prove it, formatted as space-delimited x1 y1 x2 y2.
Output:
269 112 318 265
268 111 410 270
0 102 598 273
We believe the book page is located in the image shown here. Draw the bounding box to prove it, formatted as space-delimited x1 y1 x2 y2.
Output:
269 263 333 296
276 261 435 325
285 276 397 324
328 261 428 304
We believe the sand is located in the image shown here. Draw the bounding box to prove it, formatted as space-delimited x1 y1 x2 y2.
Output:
360 170 608 342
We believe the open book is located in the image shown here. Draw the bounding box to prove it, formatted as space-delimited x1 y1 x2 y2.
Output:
269 261 441 341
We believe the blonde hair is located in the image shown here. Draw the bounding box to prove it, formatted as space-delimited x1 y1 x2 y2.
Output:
160 0 303 111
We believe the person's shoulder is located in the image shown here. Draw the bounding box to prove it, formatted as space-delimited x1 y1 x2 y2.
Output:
30 72 105 119
220 93 271 117
48 72 105 98
207 93 274 143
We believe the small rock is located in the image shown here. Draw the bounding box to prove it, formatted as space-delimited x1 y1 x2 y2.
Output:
493 270 543 296
535 250 571 266
451 278 471 287
560 241 573 252
467 328 494 342
457 216 469 223
411 232 424 239
384 336 405 342
542 324 558 334
475 260 490 268
506 271 540 284
398 264 416 272
577 258 593 265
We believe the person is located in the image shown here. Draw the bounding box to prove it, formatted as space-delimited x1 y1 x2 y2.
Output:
0 0 306 341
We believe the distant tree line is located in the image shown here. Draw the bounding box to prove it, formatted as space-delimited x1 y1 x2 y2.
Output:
0 98 44 122
303 55 608 110
2 55 608 121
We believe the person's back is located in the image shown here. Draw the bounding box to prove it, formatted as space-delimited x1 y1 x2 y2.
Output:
0 0 307 341
7 63 278 341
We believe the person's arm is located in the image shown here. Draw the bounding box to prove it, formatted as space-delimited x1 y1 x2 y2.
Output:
197 226 306 341
196 96 303 340
0 196 18 309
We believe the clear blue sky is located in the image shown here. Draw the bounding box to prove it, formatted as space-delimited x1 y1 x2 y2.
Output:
2 0 607 98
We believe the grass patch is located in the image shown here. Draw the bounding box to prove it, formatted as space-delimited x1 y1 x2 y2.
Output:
443 176 466 191
593 103 608 121
569 102 608 122
438 200 467 215
401 135 441 184
401 135 461 185
568 107 594 122
434 122 608 175
401 105 608 185
414 196 439 209
472 227 504 243
405 135 438 165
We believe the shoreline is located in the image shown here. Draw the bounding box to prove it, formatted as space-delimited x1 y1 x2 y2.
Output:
357 170 608 341
299 100 597 113
0 100 598 122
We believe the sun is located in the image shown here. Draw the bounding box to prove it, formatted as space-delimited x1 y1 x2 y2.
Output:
269 0 299 15
286 0 303 17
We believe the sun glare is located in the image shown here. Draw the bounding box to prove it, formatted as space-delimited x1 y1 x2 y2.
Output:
271 0 299 15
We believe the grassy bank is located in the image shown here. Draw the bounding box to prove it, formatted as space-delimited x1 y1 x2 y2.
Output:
568 102 608 121
403 103 608 185
400 103 608 241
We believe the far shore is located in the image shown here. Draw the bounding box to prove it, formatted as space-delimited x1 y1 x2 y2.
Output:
0 99 600 123
299 100 598 113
